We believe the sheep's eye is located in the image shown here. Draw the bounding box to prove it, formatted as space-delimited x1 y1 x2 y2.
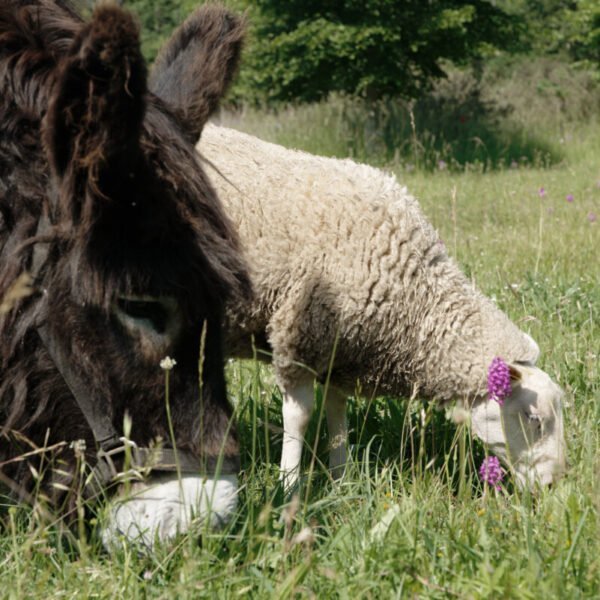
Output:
524 412 543 430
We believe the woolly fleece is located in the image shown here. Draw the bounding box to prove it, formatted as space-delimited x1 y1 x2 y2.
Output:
199 124 539 404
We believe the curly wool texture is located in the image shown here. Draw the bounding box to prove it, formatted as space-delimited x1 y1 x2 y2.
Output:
199 125 539 403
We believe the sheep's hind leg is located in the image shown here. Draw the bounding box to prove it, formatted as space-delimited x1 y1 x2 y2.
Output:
280 378 315 490
325 387 348 479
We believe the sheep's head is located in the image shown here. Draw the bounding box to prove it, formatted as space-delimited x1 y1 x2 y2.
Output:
469 364 566 488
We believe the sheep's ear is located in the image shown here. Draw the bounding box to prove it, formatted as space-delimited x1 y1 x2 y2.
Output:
509 365 523 384
149 5 244 141
44 4 146 183
523 333 540 364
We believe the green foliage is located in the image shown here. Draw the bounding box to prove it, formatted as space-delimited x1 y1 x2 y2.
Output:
123 0 199 62
570 0 600 64
498 0 600 66
114 1 597 106
236 0 522 103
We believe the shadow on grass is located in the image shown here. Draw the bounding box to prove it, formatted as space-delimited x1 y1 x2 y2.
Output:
340 71 563 171
233 374 488 501
223 64 576 172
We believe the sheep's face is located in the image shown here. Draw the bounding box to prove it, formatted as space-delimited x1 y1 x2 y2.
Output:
469 364 566 488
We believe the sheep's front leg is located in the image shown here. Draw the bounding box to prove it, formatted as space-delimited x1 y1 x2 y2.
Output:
280 379 314 489
325 388 348 479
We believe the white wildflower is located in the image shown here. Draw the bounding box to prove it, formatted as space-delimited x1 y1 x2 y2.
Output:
69 439 87 459
160 356 177 371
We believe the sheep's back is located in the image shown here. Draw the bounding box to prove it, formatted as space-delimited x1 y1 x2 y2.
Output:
198 125 538 398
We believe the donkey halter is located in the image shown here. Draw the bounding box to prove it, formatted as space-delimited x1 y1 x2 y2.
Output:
30 214 237 498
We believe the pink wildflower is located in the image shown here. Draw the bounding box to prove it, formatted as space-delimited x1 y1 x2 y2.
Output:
487 357 511 406
566 194 574 203
538 187 546 198
588 211 597 223
479 456 504 490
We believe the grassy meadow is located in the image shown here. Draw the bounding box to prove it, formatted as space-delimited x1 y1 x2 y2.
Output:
1 61 599 597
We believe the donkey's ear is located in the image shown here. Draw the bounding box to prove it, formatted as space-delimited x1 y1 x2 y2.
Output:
149 5 245 141
44 5 146 181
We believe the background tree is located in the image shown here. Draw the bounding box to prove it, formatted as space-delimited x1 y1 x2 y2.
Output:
235 0 523 104
497 0 599 66
122 0 200 61
111 0 597 105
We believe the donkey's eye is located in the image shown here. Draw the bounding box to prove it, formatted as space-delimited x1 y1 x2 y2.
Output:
116 298 168 334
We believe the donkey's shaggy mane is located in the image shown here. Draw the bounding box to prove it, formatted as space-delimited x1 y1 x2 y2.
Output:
0 1 79 120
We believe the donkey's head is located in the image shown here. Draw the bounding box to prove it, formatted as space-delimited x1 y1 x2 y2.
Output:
0 2 249 548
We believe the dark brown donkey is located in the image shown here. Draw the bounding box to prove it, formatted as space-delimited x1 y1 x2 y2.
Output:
0 1 250 548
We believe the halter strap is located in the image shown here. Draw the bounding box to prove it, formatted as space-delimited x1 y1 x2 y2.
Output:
36 323 123 451
86 444 239 499
30 214 120 450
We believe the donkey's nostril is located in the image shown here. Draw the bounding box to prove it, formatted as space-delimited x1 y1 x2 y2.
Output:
116 297 169 334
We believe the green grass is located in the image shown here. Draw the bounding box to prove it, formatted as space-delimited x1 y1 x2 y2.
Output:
1 61 599 597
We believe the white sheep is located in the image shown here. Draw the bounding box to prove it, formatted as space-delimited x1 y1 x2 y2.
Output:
197 124 567 490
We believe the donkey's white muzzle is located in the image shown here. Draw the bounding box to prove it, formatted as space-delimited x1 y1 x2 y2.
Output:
101 474 238 550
